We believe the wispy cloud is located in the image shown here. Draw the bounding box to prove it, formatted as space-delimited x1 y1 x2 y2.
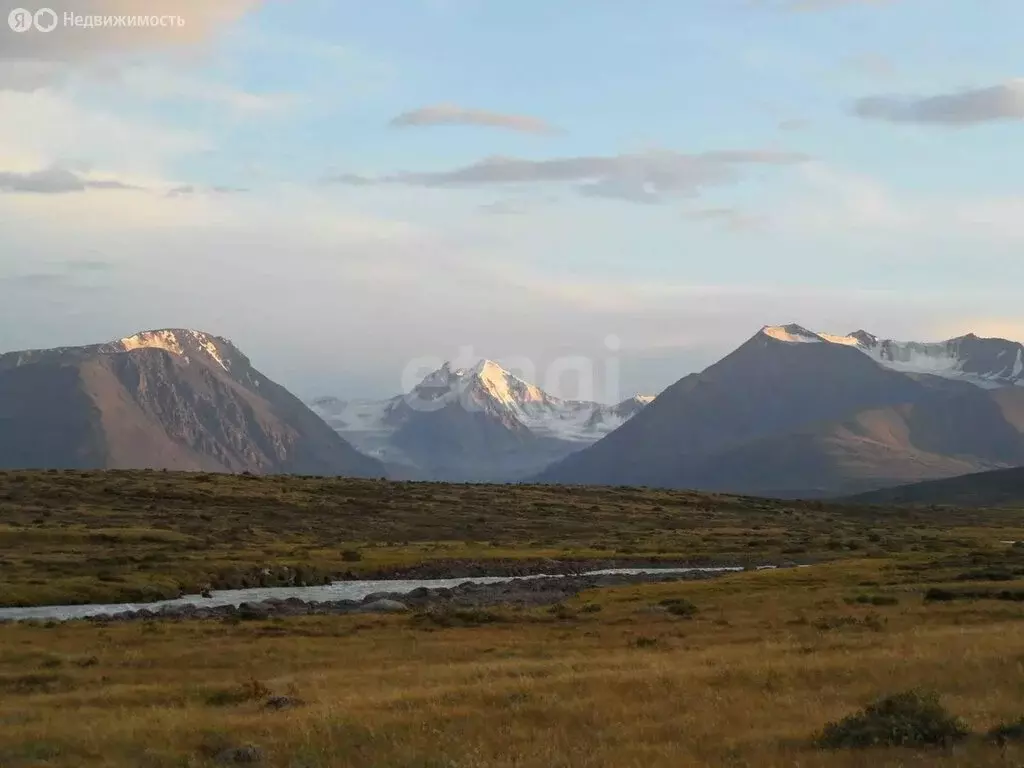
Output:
166 184 248 197
390 104 561 135
854 81 1024 126
0 167 140 194
109 66 296 113
0 61 65 92
778 118 811 132
683 207 763 232
325 149 808 204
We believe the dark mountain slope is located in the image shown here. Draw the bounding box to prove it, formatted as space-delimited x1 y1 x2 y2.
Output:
537 327 931 488
847 466 1024 507
0 329 384 477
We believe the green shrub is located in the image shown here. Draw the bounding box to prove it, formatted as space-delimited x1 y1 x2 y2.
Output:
630 636 659 649
988 717 1024 745
845 594 899 606
659 598 698 618
413 608 503 627
204 678 271 706
817 690 969 749
547 603 576 620
956 568 1018 582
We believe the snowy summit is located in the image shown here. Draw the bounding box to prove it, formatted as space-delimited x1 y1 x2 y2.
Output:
759 324 1024 388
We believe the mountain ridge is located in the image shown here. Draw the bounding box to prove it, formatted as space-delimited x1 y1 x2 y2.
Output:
758 324 1024 387
536 324 1024 496
310 357 654 481
0 328 385 478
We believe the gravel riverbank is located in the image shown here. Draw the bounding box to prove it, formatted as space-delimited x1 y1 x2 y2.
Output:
7 568 745 624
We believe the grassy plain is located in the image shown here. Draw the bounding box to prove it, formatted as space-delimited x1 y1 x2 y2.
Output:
3 469 1024 607
3 470 1024 766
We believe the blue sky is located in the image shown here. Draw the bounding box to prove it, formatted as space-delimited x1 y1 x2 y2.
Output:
1 0 1022 400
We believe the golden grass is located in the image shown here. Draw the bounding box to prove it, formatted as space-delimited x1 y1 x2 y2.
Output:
3 561 1024 767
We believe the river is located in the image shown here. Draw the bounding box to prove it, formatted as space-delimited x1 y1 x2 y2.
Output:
0 567 743 622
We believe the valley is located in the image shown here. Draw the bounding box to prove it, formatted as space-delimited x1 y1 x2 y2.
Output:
3 470 1024 766
3 4 1017 764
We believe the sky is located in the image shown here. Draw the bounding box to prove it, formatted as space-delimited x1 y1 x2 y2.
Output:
1 0 1023 401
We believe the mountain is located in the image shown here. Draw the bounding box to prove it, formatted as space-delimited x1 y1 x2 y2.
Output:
310 359 653 481
536 324 1024 497
0 329 385 477
846 466 1024 508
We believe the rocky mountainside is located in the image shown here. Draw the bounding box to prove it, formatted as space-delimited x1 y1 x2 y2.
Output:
310 359 653 481
0 329 385 477
536 324 1024 497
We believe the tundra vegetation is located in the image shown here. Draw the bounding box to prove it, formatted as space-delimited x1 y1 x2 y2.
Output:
2 470 1024 766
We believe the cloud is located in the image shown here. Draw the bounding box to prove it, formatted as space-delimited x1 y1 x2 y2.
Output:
777 118 811 132
0 167 140 193
842 53 896 79
683 207 763 232
0 0 265 61
0 272 67 287
323 173 374 187
390 104 560 135
63 257 115 271
755 163 1024 247
479 200 531 216
166 184 248 197
326 149 808 204
0 60 66 92
854 81 1024 126
0 89 208 180
104 66 295 112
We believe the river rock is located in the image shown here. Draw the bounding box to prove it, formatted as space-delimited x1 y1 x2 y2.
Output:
238 602 272 620
357 599 409 614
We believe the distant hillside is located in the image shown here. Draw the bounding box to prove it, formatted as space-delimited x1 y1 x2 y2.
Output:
537 324 1024 497
847 466 1024 507
0 329 385 477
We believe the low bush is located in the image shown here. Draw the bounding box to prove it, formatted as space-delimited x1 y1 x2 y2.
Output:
988 717 1024 745
817 690 969 749
955 568 1019 582
204 678 271 707
412 608 504 628
659 598 698 618
845 594 899 606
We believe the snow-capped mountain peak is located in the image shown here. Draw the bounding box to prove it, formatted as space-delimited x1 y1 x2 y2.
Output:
469 359 549 407
308 358 656 479
759 324 1024 388
404 358 552 415
110 329 236 371
760 324 822 344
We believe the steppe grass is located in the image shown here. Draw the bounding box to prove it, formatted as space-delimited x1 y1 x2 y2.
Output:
4 470 1024 765
3 469 1024 606
3 560 1024 766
